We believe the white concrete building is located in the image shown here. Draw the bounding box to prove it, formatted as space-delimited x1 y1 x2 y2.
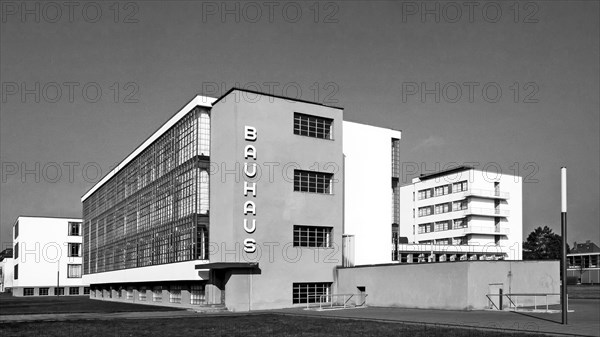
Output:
11 216 89 296
398 166 523 262
343 121 401 265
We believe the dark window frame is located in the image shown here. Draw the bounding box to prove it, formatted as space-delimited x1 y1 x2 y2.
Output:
293 113 334 140
67 264 82 278
68 222 82 236
293 225 333 248
292 282 331 304
293 170 334 194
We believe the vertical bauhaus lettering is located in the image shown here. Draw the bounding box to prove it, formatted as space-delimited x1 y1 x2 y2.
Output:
243 125 258 253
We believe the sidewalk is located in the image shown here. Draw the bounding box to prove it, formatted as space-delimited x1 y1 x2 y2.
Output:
275 299 600 337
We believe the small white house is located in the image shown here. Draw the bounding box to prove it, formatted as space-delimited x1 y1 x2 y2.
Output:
11 216 89 296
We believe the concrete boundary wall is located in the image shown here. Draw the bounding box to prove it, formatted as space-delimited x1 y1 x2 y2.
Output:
336 260 559 310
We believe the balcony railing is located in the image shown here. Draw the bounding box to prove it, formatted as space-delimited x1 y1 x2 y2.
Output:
463 189 510 199
418 207 510 223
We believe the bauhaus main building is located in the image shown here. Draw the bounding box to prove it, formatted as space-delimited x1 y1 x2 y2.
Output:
81 88 402 311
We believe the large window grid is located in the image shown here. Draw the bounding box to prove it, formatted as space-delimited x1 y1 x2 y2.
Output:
83 107 211 275
391 179 400 224
169 285 182 303
293 226 332 248
293 113 333 139
153 286 162 302
391 138 400 178
190 285 206 305
293 283 331 304
293 170 333 194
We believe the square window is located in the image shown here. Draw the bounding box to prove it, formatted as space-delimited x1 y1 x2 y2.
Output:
68 264 82 278
68 243 81 257
69 222 81 236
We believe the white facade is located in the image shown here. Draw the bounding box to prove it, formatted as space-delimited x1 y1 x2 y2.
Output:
399 167 523 261
12 216 89 296
343 121 401 265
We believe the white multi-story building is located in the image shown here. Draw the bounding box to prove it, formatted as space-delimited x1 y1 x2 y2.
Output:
398 166 523 262
343 122 401 265
11 216 89 296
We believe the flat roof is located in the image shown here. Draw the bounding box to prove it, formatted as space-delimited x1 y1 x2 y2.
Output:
212 87 344 110
81 95 216 202
13 215 82 227
417 165 474 181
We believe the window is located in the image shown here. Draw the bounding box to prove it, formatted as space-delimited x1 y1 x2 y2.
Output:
435 203 450 214
293 282 331 304
453 218 467 228
14 243 18 259
153 286 162 302
14 221 18 239
39 288 49 296
14 264 18 280
69 287 80 295
69 222 81 236
126 287 134 300
453 200 468 211
68 243 81 257
293 226 332 248
24 288 34 296
453 181 468 192
170 285 182 303
418 206 432 217
293 170 333 194
190 285 205 305
68 264 82 278
436 239 450 245
293 113 333 140
139 287 147 301
434 185 450 197
55 287 64 295
454 237 468 245
434 221 450 232
418 223 432 234
418 189 433 200
83 287 90 295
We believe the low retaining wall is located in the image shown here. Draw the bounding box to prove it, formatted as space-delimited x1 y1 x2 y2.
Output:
336 260 559 310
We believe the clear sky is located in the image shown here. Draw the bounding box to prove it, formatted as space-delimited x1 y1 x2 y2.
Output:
1 1 598 249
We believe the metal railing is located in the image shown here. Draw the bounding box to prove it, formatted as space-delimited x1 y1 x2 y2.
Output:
486 293 566 312
305 293 368 310
463 189 510 199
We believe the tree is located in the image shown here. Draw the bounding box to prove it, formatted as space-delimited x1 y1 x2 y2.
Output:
523 226 569 260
